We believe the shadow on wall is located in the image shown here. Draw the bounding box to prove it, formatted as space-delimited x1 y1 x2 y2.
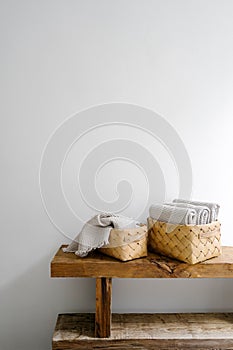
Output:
113 277 233 313
0 253 95 350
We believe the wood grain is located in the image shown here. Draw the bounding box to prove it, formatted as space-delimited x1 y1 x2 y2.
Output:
51 245 233 278
95 277 112 338
52 313 233 349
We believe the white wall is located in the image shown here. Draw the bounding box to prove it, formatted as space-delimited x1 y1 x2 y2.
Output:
1 1 233 349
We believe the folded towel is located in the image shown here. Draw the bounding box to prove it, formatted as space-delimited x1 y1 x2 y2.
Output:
166 202 210 225
173 199 220 222
149 204 197 225
63 213 139 257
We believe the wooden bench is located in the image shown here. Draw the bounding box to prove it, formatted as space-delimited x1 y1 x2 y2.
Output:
51 245 233 349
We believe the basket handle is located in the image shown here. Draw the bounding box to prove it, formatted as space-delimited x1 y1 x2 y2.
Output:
198 228 220 239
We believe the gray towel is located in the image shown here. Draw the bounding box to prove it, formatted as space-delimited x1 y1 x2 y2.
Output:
149 204 197 225
63 213 139 257
166 202 210 225
173 199 220 222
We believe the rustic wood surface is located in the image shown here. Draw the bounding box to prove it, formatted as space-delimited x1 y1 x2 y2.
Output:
95 277 112 338
52 313 233 349
51 245 233 278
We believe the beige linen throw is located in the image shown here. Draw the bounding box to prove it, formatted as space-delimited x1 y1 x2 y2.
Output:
63 213 139 257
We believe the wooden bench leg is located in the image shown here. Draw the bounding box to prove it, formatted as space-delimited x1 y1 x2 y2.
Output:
95 277 112 338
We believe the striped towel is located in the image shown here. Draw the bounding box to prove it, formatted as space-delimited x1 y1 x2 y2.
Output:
166 202 210 225
63 213 139 257
173 199 220 222
149 204 197 225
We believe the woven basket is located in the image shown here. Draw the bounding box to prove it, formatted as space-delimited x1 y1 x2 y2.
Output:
98 225 148 261
147 217 221 264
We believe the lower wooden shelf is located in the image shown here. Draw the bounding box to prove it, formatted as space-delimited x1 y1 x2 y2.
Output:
52 312 233 349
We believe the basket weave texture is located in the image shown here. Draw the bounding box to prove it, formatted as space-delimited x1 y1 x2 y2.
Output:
99 225 148 261
147 218 221 264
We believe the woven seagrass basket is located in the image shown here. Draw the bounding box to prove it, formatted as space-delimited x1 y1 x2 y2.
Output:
147 217 221 264
98 225 148 261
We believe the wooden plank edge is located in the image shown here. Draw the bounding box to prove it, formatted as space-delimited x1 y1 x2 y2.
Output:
52 338 233 350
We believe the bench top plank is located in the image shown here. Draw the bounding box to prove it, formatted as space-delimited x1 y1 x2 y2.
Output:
51 245 233 278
